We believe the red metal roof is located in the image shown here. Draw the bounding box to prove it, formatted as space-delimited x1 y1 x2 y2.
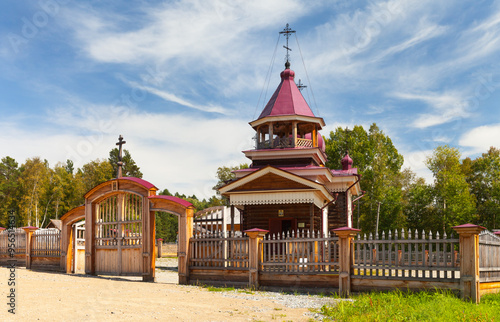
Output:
148 195 193 208
121 177 157 190
258 68 316 119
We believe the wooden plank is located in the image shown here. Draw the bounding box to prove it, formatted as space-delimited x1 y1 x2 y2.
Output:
351 277 459 292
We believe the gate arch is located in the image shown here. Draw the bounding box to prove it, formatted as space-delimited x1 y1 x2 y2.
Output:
60 205 85 274
84 177 158 281
60 178 194 283
149 195 195 284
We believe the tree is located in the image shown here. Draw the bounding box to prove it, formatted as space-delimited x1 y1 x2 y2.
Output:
212 163 249 206
0 156 20 227
467 147 500 229
108 148 143 178
17 157 50 227
75 159 114 195
212 163 249 193
425 145 476 232
324 123 406 233
404 177 440 232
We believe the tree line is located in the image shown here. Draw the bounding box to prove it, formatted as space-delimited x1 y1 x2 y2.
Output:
0 148 222 241
1 123 498 239
324 124 499 235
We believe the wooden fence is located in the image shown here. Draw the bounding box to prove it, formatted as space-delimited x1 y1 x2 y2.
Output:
189 232 249 285
30 229 62 271
261 231 339 274
0 228 27 266
353 230 459 280
187 225 500 302
0 228 62 271
479 231 500 295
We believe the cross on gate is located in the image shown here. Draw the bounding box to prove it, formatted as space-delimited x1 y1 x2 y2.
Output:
116 135 126 178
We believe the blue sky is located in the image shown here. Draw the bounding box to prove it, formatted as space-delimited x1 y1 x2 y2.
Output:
1 0 500 199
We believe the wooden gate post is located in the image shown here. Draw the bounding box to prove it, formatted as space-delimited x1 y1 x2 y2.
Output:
178 206 195 284
21 226 38 270
157 238 163 258
245 228 268 289
453 224 485 303
333 227 360 297
61 223 73 273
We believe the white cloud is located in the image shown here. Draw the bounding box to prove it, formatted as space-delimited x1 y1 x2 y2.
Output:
392 91 469 128
128 81 232 115
459 124 500 154
2 105 255 199
401 149 434 183
65 0 307 66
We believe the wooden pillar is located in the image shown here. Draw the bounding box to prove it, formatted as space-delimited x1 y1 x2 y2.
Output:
309 203 315 233
230 205 235 235
312 126 318 147
61 223 73 273
245 228 268 289
142 196 156 282
178 206 194 284
157 238 163 258
85 200 94 275
333 227 360 297
269 122 274 148
292 121 297 147
22 226 38 270
453 224 485 303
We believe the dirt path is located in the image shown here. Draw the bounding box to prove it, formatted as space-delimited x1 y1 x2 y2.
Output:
0 260 335 321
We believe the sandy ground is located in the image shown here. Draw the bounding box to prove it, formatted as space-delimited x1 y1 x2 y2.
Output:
0 259 332 321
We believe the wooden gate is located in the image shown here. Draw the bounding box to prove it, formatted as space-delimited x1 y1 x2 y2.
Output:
94 193 143 275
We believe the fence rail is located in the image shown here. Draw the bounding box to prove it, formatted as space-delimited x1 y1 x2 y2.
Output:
479 231 500 282
353 230 460 281
261 231 339 274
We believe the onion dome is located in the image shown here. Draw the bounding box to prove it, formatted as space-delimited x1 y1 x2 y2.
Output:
341 152 353 170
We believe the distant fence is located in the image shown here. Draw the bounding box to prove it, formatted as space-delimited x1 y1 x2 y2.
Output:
0 227 62 271
30 229 62 271
187 225 500 303
0 228 27 266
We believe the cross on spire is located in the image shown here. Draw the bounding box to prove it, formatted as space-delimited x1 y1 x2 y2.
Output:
296 79 307 92
279 23 296 68
116 135 126 178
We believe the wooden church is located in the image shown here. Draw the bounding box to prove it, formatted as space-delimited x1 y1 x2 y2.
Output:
219 48 361 237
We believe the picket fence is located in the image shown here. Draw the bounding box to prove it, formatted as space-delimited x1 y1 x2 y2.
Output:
0 228 62 270
188 226 500 302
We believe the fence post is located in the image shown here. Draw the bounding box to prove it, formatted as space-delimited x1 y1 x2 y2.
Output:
22 226 39 269
245 228 268 289
178 207 195 285
157 238 163 258
333 227 360 297
453 224 485 303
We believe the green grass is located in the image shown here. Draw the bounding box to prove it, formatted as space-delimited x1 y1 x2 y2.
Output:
321 290 500 321
206 285 236 292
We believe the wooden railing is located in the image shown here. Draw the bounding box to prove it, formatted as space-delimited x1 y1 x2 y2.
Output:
255 137 313 149
296 138 313 147
353 230 460 281
261 230 339 274
479 231 500 282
